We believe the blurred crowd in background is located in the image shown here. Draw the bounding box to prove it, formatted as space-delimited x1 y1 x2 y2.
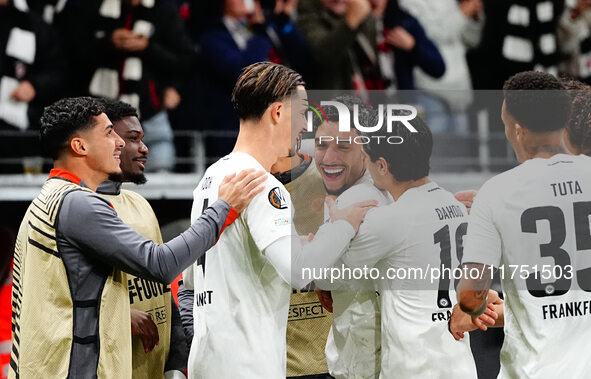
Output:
1 0 591 172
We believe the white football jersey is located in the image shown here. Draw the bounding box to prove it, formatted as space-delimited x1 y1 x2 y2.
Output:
187 152 293 378
320 174 391 379
463 154 591 379
343 181 477 379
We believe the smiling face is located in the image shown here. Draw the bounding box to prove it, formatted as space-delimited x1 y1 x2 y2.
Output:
315 121 367 195
79 113 125 176
112 116 148 184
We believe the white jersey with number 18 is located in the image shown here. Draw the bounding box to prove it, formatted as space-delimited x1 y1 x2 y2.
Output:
187 152 293 378
463 154 591 379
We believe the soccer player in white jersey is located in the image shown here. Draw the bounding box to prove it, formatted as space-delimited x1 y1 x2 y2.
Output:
186 62 376 378
334 112 478 378
313 96 391 379
457 71 591 378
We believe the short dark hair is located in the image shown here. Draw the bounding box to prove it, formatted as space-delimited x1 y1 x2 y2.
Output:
560 77 591 91
503 71 571 133
566 89 591 155
312 95 372 135
40 97 105 160
364 112 432 182
98 97 138 122
232 62 305 121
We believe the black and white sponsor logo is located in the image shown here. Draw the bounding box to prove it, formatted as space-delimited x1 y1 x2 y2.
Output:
268 187 288 209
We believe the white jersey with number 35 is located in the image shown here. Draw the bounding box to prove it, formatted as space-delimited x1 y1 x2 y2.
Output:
463 154 591 378
187 152 293 378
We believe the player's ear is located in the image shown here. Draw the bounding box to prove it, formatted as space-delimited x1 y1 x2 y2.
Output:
377 157 388 175
70 136 88 156
270 102 283 125
515 123 526 142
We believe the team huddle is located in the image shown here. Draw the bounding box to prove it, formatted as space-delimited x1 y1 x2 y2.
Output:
9 62 591 379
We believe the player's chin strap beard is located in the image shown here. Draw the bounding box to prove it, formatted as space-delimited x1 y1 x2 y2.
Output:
284 137 302 158
284 141 301 159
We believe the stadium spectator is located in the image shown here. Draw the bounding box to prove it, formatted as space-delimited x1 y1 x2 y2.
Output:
382 0 445 90
194 0 307 160
298 0 392 90
60 0 196 172
25 0 68 24
399 0 483 133
95 98 188 379
557 0 591 84
0 0 65 132
468 0 564 89
297 0 445 91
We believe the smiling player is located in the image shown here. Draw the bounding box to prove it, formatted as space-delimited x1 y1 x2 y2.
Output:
96 98 188 379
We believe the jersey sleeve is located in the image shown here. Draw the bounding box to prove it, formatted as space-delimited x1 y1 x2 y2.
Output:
58 190 231 284
462 181 503 268
243 178 293 252
342 206 406 269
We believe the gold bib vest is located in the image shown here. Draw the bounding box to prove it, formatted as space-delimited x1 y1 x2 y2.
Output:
10 178 132 379
101 189 172 379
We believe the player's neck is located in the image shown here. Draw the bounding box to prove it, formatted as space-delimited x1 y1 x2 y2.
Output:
521 134 567 162
387 177 431 201
53 158 107 191
233 122 278 172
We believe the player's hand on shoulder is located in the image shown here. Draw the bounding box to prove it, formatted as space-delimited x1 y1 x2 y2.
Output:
130 309 159 353
218 169 267 213
326 197 377 233
454 190 478 214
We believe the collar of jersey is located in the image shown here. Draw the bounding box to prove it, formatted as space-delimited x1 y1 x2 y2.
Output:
272 154 312 185
96 179 122 195
49 169 82 185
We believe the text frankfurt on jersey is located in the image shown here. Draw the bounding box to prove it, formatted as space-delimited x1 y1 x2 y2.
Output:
542 300 591 320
